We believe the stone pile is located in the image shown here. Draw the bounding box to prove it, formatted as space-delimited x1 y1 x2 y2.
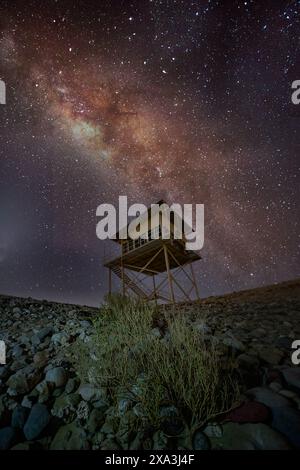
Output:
0 280 300 450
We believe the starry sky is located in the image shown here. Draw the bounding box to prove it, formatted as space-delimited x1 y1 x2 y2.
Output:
0 0 299 306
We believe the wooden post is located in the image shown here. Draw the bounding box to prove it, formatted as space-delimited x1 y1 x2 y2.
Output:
163 244 175 304
190 263 200 300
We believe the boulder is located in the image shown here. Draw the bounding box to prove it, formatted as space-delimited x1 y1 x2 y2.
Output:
45 367 68 388
7 366 42 396
282 368 300 392
246 387 292 410
23 404 50 440
11 405 29 429
192 430 210 450
210 422 291 450
224 401 270 423
50 422 89 450
271 406 300 449
0 426 18 450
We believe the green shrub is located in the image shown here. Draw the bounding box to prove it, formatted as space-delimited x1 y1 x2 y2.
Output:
77 295 239 430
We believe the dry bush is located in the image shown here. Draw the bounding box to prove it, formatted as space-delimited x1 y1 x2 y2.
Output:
77 295 239 429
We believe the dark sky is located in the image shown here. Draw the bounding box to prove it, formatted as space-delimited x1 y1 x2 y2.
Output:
0 0 299 306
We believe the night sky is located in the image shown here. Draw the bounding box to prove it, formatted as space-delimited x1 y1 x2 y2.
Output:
0 0 299 306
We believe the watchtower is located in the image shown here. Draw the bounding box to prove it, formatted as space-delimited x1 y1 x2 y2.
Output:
104 200 201 304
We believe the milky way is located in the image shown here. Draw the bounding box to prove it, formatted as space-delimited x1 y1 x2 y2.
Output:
0 0 299 305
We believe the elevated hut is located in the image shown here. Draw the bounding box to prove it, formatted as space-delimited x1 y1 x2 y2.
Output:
104 200 201 304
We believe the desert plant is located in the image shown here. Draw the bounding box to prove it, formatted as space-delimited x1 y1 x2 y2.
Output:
76 295 240 431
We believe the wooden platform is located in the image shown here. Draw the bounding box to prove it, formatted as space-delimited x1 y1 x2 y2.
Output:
104 238 200 275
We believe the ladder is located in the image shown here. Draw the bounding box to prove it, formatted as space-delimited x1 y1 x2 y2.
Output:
110 265 151 300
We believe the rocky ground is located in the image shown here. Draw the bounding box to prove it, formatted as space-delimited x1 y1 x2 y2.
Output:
1 279 300 450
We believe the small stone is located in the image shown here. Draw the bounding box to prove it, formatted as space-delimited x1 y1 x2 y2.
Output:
0 427 17 450
50 422 89 450
257 347 284 365
210 422 291 450
23 404 50 440
271 406 300 449
282 368 300 392
269 381 282 393
65 378 78 394
222 334 245 352
45 367 68 387
21 395 35 409
100 438 121 450
78 383 105 402
87 408 106 434
237 354 260 369
192 430 210 450
279 389 298 399
246 387 292 410
51 332 70 347
11 405 29 429
203 423 223 438
7 366 42 396
11 345 24 359
33 350 49 367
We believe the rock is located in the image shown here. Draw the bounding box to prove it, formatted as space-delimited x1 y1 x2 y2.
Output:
36 380 52 403
224 401 270 423
237 354 260 369
257 347 284 365
78 383 105 402
129 431 145 450
282 368 300 392
11 405 29 429
269 381 282 393
279 389 298 399
76 400 90 423
118 398 132 415
101 413 119 435
271 406 300 448
87 408 106 434
0 397 10 427
203 423 223 438
79 320 92 328
210 422 291 450
116 410 138 449
10 441 33 450
45 367 68 388
33 350 49 367
21 395 35 409
150 327 162 338
31 327 53 346
192 430 210 450
12 345 24 359
222 334 245 352
50 422 89 450
65 378 79 394
246 387 292 409
0 426 18 450
23 404 50 440
152 430 168 450
100 438 121 450
275 336 292 349
51 393 81 422
0 366 9 380
51 332 70 347
7 366 42 396
192 321 212 335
